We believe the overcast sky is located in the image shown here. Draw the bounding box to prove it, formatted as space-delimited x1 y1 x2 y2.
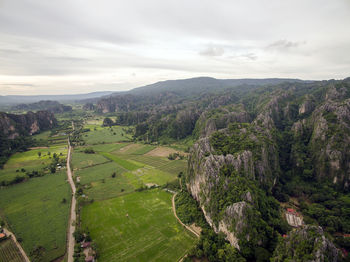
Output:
0 0 349 95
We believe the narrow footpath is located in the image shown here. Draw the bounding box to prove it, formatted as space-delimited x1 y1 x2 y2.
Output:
3 228 30 262
66 138 76 262
172 193 200 238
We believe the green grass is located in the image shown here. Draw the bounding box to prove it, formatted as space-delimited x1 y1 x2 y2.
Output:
157 160 187 174
0 172 71 262
100 152 143 171
123 167 177 187
72 152 110 169
123 155 169 168
0 145 67 185
115 144 155 155
75 162 134 201
75 162 126 185
84 176 135 201
121 155 186 175
32 131 51 141
5 146 67 167
77 143 130 153
81 189 196 262
0 238 25 262
83 126 131 145
131 145 156 155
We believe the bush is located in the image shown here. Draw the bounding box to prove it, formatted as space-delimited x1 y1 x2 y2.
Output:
84 148 95 154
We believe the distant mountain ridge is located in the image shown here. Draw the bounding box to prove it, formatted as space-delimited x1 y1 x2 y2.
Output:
95 77 314 113
127 77 311 96
0 91 114 106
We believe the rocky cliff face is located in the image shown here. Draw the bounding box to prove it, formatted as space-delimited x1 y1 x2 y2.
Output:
186 80 350 259
271 226 338 262
0 111 57 139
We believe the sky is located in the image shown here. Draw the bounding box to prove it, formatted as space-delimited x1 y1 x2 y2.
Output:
0 0 349 95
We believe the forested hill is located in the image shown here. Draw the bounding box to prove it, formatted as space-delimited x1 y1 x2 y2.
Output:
128 77 309 96
11 100 72 113
94 77 311 114
92 76 350 261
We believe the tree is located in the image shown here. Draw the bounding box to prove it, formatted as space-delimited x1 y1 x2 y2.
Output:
102 117 114 127
50 166 56 174
38 151 41 157
111 172 116 178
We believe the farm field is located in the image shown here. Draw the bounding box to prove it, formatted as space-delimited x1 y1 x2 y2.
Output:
0 238 25 262
73 142 185 200
81 189 196 262
0 172 71 262
77 142 130 153
0 145 67 185
72 152 110 169
82 125 132 145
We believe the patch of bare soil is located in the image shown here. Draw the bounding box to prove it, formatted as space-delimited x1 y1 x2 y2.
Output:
145 147 179 157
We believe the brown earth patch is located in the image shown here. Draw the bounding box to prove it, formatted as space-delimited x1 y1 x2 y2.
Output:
145 147 179 157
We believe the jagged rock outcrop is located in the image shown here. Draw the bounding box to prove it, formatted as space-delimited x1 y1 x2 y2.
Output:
285 211 304 227
271 226 339 262
0 111 57 139
83 103 95 111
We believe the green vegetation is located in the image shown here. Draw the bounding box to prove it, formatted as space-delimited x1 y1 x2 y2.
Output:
0 173 71 262
82 125 131 145
100 152 143 171
72 152 110 169
175 190 207 227
81 189 196 262
0 238 25 262
0 145 67 186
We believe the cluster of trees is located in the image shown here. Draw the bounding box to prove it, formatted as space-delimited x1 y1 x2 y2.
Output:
175 190 247 261
73 229 97 262
167 152 184 160
102 117 115 127
83 148 95 154
0 134 34 168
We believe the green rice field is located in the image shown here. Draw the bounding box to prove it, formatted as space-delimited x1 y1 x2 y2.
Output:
81 189 196 262
0 173 71 262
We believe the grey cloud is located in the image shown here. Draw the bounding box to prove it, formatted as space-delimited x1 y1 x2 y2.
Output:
266 39 306 51
0 0 349 94
199 46 225 57
240 53 258 60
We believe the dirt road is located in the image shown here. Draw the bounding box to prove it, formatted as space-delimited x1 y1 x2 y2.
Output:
3 228 30 262
172 193 200 238
66 139 76 262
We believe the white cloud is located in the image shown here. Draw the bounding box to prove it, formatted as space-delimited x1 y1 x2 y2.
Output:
0 0 349 94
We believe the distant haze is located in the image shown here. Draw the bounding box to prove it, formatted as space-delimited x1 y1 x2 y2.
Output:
0 0 349 95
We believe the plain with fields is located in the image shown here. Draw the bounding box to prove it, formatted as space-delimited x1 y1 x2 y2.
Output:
0 173 71 262
81 189 196 262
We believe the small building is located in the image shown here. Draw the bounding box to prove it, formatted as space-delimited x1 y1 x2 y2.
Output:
81 242 91 248
0 233 6 240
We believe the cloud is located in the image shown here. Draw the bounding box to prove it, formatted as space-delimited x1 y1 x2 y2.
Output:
0 0 349 94
199 45 225 57
266 39 306 51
